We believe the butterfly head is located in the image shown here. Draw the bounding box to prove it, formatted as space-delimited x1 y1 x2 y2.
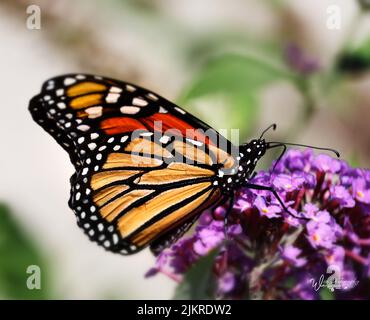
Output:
237 124 273 175
245 138 266 156
238 139 267 174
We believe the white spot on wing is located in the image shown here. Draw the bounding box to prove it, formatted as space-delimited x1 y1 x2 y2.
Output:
140 132 153 138
126 84 136 92
77 124 90 131
159 135 170 144
113 234 119 244
106 93 120 103
132 97 148 107
78 137 85 144
46 81 54 90
64 77 76 86
88 143 97 150
159 106 167 113
110 86 122 93
85 106 103 118
186 138 203 147
174 107 186 114
120 106 140 114
146 93 158 101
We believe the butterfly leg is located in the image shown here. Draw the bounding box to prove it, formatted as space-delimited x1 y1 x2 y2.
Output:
243 183 308 220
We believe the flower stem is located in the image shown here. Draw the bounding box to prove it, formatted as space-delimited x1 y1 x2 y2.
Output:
159 269 182 283
345 249 368 265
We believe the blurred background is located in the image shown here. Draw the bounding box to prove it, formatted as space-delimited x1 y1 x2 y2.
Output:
0 0 369 299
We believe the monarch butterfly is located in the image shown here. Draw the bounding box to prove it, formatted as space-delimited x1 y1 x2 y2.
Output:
29 74 339 255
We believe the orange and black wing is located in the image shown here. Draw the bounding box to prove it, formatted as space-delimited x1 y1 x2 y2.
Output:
29 74 238 254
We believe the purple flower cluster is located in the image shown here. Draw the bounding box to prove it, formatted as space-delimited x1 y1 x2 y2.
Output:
147 149 370 299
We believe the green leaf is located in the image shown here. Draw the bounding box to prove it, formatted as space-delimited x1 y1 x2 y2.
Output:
184 32 281 67
319 288 335 300
178 53 296 138
352 38 370 59
173 249 219 300
0 203 51 299
181 53 293 101
228 93 258 141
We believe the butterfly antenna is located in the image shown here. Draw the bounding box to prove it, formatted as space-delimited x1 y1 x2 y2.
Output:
259 123 277 139
268 142 340 158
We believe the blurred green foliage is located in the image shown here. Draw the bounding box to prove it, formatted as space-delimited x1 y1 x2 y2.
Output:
179 53 296 139
0 203 51 299
319 288 335 300
174 249 219 299
337 38 370 74
351 38 370 59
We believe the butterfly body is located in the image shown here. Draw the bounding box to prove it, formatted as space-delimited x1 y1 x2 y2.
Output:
215 140 267 195
29 74 269 255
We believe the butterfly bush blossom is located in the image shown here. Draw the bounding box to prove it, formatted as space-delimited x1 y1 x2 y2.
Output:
147 149 370 299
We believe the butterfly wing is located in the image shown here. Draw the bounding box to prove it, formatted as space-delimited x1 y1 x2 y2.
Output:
29 74 236 254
